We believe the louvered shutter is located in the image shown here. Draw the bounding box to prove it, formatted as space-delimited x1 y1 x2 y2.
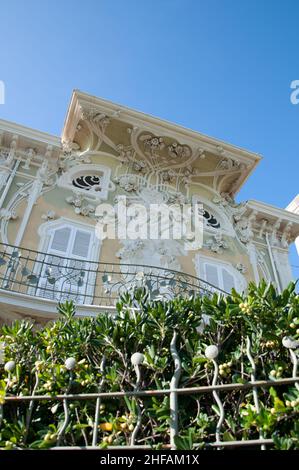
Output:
71 230 91 258
205 263 220 288
222 268 235 293
50 227 71 253
37 226 93 303
37 227 72 300
65 229 92 302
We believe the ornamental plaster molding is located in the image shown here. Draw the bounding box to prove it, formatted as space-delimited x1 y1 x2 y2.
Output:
212 192 247 220
116 238 186 272
22 148 36 169
115 144 136 165
256 249 272 283
66 190 96 218
114 173 188 206
114 174 140 193
205 233 229 254
281 222 293 248
233 215 255 244
41 210 56 221
0 208 18 221
235 263 247 274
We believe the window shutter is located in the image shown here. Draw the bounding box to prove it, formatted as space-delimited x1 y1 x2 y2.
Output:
71 230 91 258
50 227 71 253
222 268 235 292
37 224 96 304
205 263 220 288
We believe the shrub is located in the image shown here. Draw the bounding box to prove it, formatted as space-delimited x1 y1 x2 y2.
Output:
0 281 298 449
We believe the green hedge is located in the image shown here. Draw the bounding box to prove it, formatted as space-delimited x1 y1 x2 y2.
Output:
0 281 298 449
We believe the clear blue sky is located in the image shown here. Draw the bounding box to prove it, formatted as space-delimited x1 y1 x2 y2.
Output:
0 0 298 274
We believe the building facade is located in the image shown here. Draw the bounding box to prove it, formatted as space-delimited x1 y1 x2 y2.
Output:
0 90 298 324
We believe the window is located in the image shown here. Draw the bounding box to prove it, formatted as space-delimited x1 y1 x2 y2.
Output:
192 195 235 236
72 174 102 192
58 164 112 200
195 255 245 293
204 263 235 292
203 209 220 229
37 220 99 303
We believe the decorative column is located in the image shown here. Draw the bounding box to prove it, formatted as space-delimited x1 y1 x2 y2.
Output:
0 135 19 210
232 208 261 285
272 220 295 288
14 147 52 247
248 242 260 284
272 249 293 289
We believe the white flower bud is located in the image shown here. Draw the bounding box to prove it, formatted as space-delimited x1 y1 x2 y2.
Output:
65 357 76 370
282 336 299 350
4 360 16 372
205 345 219 360
131 352 144 366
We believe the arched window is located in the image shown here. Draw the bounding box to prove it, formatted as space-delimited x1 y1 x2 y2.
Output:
195 254 246 293
202 209 221 229
37 219 100 303
192 195 234 236
58 164 112 200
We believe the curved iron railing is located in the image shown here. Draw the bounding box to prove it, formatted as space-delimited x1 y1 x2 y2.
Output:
0 242 226 307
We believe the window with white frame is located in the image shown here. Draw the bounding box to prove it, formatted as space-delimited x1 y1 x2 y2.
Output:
37 221 99 303
195 255 245 293
58 164 112 200
192 195 235 237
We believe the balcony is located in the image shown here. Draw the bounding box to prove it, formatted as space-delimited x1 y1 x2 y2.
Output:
0 242 225 321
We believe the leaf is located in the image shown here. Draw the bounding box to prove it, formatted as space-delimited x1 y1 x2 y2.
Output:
27 274 38 284
174 435 192 450
45 267 52 276
269 387 277 398
274 397 285 412
51 403 59 414
0 393 5 405
21 267 31 277
212 404 220 416
223 431 235 441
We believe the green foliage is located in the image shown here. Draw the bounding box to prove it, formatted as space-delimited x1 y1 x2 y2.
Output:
0 281 298 449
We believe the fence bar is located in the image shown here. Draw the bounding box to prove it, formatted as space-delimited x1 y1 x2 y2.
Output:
3 376 299 403
246 337 265 450
50 438 275 450
24 371 39 444
211 356 225 445
203 438 274 448
169 330 182 450
130 353 144 446
56 371 73 446
92 356 106 447
289 349 299 391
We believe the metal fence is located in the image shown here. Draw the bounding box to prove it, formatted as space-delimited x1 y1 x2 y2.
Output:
0 332 298 450
0 242 225 307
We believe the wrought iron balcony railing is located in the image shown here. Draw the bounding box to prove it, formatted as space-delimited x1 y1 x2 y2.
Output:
0 242 226 307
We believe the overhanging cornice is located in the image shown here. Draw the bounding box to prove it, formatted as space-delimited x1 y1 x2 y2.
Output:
248 199 299 225
0 119 61 148
62 90 262 195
